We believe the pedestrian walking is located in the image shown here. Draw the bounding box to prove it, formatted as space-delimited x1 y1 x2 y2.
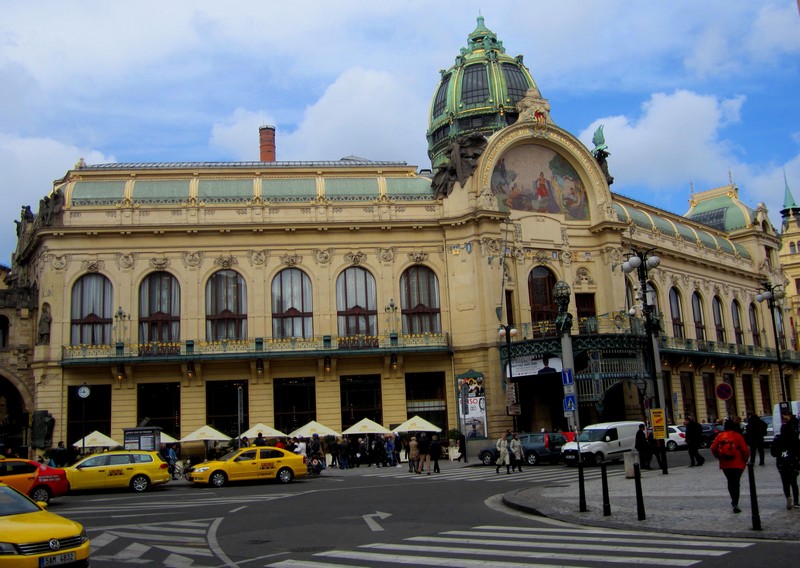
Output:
635 423 651 469
710 419 750 513
408 436 419 473
745 412 767 466
455 433 468 463
684 415 705 467
430 435 441 473
495 432 511 474
417 433 431 474
772 415 800 509
510 432 524 472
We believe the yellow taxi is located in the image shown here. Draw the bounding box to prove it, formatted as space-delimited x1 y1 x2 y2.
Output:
65 450 170 493
189 446 307 487
0 482 90 567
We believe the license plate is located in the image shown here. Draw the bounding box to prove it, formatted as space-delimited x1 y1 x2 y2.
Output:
39 552 76 567
564 454 575 460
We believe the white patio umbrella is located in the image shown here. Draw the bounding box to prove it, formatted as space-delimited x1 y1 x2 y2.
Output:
72 430 121 448
240 423 287 439
393 415 442 433
159 432 179 444
289 421 340 438
179 425 231 443
342 417 393 436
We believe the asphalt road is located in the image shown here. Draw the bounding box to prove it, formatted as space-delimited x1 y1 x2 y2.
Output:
46 455 800 567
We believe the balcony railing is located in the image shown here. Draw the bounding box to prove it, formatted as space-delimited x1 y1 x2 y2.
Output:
62 332 450 362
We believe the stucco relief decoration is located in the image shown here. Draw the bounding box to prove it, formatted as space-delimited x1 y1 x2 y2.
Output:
408 251 428 264
533 250 550 265
182 251 203 268
214 255 238 269
81 260 105 273
114 252 137 270
246 250 269 267
574 267 595 285
313 249 334 265
377 248 395 263
481 238 502 257
345 251 367 266
49 254 70 271
150 257 170 270
281 253 302 267
515 86 552 124
490 144 589 220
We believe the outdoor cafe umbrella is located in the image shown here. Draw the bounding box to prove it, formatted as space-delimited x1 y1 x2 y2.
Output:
179 425 231 443
72 430 121 449
392 415 442 433
341 417 393 436
159 432 179 444
289 421 340 439
240 423 287 440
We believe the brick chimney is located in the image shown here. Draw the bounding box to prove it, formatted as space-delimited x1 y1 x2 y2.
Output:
259 125 276 162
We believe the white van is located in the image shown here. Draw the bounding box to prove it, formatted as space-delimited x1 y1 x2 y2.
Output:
561 421 643 466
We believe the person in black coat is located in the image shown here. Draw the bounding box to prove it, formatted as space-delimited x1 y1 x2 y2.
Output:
635 424 651 469
774 416 800 509
684 416 705 467
745 413 766 466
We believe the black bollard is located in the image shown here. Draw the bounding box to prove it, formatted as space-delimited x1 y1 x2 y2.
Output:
601 461 611 516
747 462 762 531
634 462 646 520
660 440 669 475
578 460 587 512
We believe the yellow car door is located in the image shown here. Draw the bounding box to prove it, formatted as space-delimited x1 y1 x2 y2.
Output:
105 453 134 488
257 448 283 480
69 454 109 490
229 449 259 481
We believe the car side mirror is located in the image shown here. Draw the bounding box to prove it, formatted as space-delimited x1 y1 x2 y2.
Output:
604 436 611 442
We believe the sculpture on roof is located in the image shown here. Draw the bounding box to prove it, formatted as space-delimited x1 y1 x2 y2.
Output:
431 133 488 198
591 125 614 186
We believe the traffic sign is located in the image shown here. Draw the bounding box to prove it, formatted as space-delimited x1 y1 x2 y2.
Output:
563 384 576 395
563 394 577 412
561 369 574 386
650 409 667 439
715 383 733 401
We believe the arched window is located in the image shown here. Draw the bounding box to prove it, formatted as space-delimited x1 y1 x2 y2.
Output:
71 273 113 345
712 296 726 343
691 292 706 341
731 300 744 345
669 287 684 339
528 267 557 330
336 267 377 336
400 266 441 334
748 302 761 347
205 270 247 340
625 279 635 312
271 268 313 339
139 272 180 343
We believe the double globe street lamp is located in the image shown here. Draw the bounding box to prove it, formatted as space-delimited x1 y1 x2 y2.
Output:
756 282 788 402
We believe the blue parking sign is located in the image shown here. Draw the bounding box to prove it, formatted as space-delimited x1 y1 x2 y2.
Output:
561 369 574 386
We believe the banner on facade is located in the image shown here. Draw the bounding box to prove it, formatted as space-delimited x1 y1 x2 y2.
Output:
506 354 563 380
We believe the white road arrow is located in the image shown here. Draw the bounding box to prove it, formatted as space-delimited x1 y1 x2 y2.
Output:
362 511 392 532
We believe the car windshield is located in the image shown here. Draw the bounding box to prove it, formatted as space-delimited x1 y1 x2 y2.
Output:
577 430 607 443
216 450 239 462
0 486 40 516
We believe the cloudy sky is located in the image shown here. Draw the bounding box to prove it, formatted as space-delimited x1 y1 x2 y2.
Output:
1 1 799 264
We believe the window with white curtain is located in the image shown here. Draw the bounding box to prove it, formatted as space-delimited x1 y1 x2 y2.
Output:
669 287 684 339
205 270 247 340
731 300 744 345
691 291 705 341
271 268 313 339
336 266 377 336
139 272 180 343
712 296 726 343
70 273 114 344
749 302 761 347
400 265 441 334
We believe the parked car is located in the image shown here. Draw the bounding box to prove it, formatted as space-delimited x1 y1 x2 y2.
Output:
188 446 307 487
0 457 69 504
65 450 170 493
478 432 568 466
0 482 91 566
667 425 688 451
699 423 723 448
561 421 642 465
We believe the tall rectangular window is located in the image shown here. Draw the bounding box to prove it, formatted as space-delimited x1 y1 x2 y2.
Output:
273 378 316 435
680 371 696 420
759 375 772 415
701 373 717 423
137 383 181 437
340 375 382 430
404 372 447 432
205 380 249 438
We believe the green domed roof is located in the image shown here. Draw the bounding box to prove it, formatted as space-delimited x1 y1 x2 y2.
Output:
684 184 755 232
426 17 539 168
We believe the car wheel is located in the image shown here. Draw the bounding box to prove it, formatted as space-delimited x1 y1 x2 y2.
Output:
666 441 678 451
130 474 150 492
30 485 51 504
480 452 495 466
592 452 604 465
210 471 227 488
277 467 294 484
526 452 539 466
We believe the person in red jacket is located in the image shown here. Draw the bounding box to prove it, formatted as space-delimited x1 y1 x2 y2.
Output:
711 419 750 513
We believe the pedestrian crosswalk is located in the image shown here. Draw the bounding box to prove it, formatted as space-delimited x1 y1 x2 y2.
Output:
266 524 755 567
361 464 626 484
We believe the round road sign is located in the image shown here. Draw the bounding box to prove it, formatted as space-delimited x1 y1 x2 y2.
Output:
715 382 733 401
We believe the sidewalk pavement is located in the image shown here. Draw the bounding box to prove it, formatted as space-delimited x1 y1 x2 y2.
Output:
503 453 799 541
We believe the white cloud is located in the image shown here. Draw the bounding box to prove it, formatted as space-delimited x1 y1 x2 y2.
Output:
209 108 275 161
0 134 114 264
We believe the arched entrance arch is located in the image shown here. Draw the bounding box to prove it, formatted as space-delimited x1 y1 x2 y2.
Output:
0 371 33 454
595 379 646 424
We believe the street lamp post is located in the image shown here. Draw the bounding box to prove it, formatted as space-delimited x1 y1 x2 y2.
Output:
623 248 668 473
756 282 788 402
498 324 518 431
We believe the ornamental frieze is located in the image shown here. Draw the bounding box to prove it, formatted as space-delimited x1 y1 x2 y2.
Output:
377 248 395 263
246 250 269 267
182 251 204 268
215 255 238 269
114 253 137 270
407 251 427 264
281 253 302 267
345 251 367 265
313 249 334 265
150 257 170 270
81 260 105 273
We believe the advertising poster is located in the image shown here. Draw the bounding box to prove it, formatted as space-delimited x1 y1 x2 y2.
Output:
457 376 487 439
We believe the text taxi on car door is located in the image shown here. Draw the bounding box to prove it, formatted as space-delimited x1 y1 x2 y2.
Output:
0 482 90 567
0 457 70 504
65 450 170 493
189 446 307 487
